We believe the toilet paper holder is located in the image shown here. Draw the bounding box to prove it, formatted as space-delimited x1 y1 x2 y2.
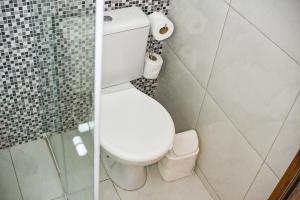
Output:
147 12 174 60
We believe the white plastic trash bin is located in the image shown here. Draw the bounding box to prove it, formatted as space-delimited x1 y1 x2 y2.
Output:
158 130 199 182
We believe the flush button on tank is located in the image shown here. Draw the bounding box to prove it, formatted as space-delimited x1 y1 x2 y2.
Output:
104 15 113 22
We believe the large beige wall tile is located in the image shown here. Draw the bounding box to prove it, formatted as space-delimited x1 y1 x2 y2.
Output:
208 9 300 158
196 94 262 200
156 45 205 132
231 0 300 63
167 0 228 87
245 164 278 200
266 95 300 178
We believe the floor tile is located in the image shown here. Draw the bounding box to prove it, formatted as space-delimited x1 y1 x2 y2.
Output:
100 160 109 182
68 188 93 200
10 140 64 200
77 130 110 182
116 164 212 200
69 180 119 200
0 149 22 200
100 180 120 200
52 130 94 194
52 197 66 200
48 134 68 191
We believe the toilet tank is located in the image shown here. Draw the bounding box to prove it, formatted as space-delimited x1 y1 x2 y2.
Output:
102 7 150 88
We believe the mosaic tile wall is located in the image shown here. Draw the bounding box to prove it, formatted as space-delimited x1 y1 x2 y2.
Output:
0 0 170 149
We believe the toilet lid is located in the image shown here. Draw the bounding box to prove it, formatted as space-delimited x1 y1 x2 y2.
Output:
100 86 175 164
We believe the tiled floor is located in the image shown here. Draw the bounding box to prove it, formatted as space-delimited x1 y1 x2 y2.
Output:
0 132 212 200
114 165 213 200
0 140 64 200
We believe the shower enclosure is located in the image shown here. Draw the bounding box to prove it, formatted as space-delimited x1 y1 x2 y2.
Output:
0 0 101 199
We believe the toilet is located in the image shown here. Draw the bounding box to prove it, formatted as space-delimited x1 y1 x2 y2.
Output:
100 7 175 190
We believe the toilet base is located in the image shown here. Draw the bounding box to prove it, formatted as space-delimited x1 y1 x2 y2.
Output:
102 152 147 190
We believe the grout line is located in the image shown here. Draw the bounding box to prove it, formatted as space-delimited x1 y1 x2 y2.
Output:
263 89 300 168
8 148 25 200
229 5 300 67
265 162 280 180
168 3 230 198
242 90 300 199
100 158 122 199
166 0 231 131
65 186 92 199
194 2 231 130
207 90 265 160
44 136 69 199
164 43 207 127
241 162 264 199
195 166 222 200
188 4 231 199
111 181 123 200
204 90 265 199
265 162 280 181
166 44 206 90
45 137 62 177
50 195 67 200
100 177 110 182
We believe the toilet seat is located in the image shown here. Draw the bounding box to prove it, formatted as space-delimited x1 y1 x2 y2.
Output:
101 84 175 165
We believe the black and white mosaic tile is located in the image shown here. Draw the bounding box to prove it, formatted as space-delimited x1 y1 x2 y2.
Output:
0 0 169 149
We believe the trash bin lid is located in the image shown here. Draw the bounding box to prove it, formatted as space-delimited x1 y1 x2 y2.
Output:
173 130 199 156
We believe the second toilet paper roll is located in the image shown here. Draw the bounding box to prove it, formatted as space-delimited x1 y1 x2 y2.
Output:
148 12 174 41
143 53 163 79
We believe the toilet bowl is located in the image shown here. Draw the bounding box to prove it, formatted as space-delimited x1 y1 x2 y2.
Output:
101 83 175 190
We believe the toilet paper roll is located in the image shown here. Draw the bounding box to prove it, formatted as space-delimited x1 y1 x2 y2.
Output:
143 53 163 79
148 12 174 41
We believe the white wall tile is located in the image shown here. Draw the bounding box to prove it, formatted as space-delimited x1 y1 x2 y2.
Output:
266 95 300 178
245 164 278 200
231 0 300 63
156 45 205 132
196 94 262 200
208 9 300 158
167 0 228 87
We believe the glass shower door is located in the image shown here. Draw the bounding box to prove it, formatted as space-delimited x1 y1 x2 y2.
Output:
33 0 96 199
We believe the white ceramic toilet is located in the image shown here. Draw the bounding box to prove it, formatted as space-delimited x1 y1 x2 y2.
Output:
100 7 175 190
